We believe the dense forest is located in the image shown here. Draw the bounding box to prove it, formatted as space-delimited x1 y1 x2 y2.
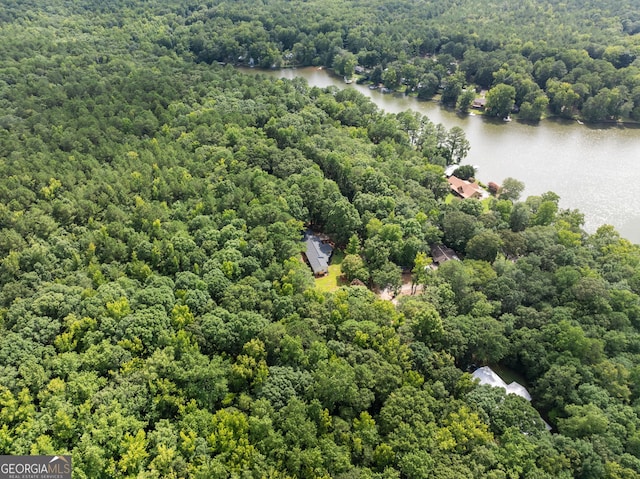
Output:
160 0 640 122
2 1 640 478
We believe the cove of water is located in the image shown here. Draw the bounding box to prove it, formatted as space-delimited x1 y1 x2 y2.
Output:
239 67 640 244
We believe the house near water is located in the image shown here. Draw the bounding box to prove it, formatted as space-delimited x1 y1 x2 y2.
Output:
448 175 487 200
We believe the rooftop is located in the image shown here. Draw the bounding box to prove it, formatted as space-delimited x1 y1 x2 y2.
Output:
473 366 552 430
472 366 532 401
303 230 333 276
448 175 487 200
431 244 460 265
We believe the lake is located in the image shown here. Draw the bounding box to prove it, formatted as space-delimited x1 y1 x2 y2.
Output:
240 67 640 244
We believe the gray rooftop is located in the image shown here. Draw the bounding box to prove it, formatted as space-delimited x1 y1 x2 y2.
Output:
304 230 333 275
431 244 460 265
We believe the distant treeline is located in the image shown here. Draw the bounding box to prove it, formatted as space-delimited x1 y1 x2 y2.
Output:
174 0 640 122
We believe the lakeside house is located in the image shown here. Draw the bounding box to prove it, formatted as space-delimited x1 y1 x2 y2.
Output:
472 97 487 109
302 230 333 277
448 175 486 200
472 90 488 109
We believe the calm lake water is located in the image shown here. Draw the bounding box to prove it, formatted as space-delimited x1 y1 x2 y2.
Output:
240 67 640 243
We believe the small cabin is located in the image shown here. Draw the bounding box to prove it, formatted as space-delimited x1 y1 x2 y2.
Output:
472 97 487 109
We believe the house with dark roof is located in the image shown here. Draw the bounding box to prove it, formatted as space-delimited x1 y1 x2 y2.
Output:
303 230 333 277
431 244 460 265
448 175 486 200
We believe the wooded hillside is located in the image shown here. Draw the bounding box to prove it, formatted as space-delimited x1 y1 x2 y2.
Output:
2 1 640 478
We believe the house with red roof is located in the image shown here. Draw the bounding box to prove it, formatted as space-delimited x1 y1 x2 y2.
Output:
448 175 486 200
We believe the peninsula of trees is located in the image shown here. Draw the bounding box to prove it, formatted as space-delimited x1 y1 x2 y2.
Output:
2 1 640 478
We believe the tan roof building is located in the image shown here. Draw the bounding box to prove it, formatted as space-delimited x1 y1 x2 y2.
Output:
472 97 487 109
448 175 485 200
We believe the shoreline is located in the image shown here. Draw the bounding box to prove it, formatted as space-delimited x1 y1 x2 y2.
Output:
236 64 640 129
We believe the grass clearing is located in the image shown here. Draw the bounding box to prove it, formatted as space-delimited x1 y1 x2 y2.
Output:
314 249 346 292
